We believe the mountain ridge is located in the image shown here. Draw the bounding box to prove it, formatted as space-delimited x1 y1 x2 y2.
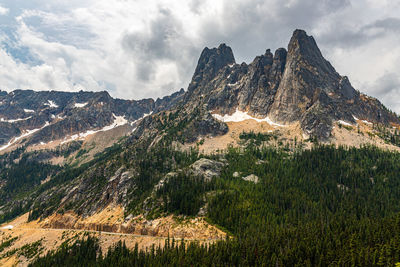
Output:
1 29 398 152
180 29 399 140
0 88 185 153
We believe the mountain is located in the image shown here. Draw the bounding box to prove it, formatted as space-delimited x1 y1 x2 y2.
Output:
0 89 184 153
2 29 400 266
1 29 398 154
181 29 399 140
126 29 400 157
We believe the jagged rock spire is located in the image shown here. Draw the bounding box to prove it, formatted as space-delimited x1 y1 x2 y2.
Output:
188 43 235 93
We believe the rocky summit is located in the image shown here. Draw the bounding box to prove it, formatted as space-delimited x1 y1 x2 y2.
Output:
179 29 399 140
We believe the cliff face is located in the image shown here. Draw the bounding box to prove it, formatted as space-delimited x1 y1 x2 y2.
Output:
267 30 398 138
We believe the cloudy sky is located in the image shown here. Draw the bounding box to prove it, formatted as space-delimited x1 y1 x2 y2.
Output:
0 0 400 111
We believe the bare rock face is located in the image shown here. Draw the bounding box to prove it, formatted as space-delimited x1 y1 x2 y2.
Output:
190 158 225 181
232 171 240 178
242 174 259 184
267 29 399 138
153 88 185 113
266 30 362 138
187 43 235 95
269 29 342 123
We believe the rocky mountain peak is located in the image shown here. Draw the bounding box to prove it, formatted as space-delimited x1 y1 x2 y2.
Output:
188 43 235 93
287 29 340 89
179 29 399 141
267 30 365 136
289 29 324 59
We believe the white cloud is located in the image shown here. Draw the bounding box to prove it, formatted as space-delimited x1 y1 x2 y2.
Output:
0 0 399 112
0 5 9 15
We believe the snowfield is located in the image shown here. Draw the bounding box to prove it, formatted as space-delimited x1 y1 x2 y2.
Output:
0 116 32 123
74 102 88 108
45 100 59 108
131 111 153 132
212 108 286 127
337 120 353 127
352 115 373 125
0 121 50 151
61 114 128 144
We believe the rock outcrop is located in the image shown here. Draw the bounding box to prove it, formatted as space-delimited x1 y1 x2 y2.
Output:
41 212 226 240
242 174 259 184
190 158 225 181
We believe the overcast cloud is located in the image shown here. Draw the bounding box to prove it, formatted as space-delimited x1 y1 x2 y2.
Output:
0 0 400 112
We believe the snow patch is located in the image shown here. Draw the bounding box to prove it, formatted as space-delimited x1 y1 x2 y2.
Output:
265 117 286 127
337 120 353 127
74 102 88 108
130 111 153 126
24 109 35 113
227 82 238 87
130 111 153 132
61 114 128 144
0 121 50 151
352 115 373 125
1 116 32 123
212 108 286 127
362 120 373 125
45 100 58 108
102 114 128 131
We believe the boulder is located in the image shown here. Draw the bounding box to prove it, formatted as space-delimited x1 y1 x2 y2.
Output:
242 174 259 184
190 158 225 181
